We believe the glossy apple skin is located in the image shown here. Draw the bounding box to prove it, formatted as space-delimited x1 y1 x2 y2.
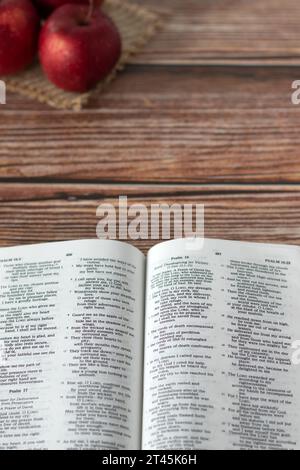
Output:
0 0 40 75
33 0 103 17
39 4 121 92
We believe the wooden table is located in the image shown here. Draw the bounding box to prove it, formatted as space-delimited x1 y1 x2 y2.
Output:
1 0 300 253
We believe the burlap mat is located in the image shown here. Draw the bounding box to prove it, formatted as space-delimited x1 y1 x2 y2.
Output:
3 0 161 110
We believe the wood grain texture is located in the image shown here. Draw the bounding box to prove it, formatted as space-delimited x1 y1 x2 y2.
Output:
0 184 299 252
1 66 300 183
1 183 300 202
1 0 300 249
133 0 300 65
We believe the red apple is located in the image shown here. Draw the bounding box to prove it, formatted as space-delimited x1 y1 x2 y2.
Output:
0 0 40 75
33 0 104 18
39 4 121 92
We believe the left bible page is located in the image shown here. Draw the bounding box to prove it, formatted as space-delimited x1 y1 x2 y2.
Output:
0 240 145 450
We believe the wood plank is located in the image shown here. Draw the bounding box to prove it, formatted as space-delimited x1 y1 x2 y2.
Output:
133 0 300 65
1 66 300 183
0 186 299 251
0 183 300 202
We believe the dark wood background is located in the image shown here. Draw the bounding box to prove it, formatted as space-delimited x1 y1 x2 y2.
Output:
1 0 300 253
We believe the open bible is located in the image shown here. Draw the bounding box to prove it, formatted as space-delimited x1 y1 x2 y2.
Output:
0 238 300 450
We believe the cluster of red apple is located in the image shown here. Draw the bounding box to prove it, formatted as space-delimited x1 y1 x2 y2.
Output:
0 0 122 92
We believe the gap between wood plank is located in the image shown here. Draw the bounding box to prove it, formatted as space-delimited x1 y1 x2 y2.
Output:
1 183 300 203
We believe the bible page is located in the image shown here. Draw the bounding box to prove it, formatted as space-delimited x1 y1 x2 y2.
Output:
142 238 300 450
0 240 145 450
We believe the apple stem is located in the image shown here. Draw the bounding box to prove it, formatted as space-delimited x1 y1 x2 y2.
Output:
86 0 94 24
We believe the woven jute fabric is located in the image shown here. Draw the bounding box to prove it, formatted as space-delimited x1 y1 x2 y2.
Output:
2 0 161 110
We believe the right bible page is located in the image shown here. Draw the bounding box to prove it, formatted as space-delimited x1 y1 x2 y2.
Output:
142 238 300 450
